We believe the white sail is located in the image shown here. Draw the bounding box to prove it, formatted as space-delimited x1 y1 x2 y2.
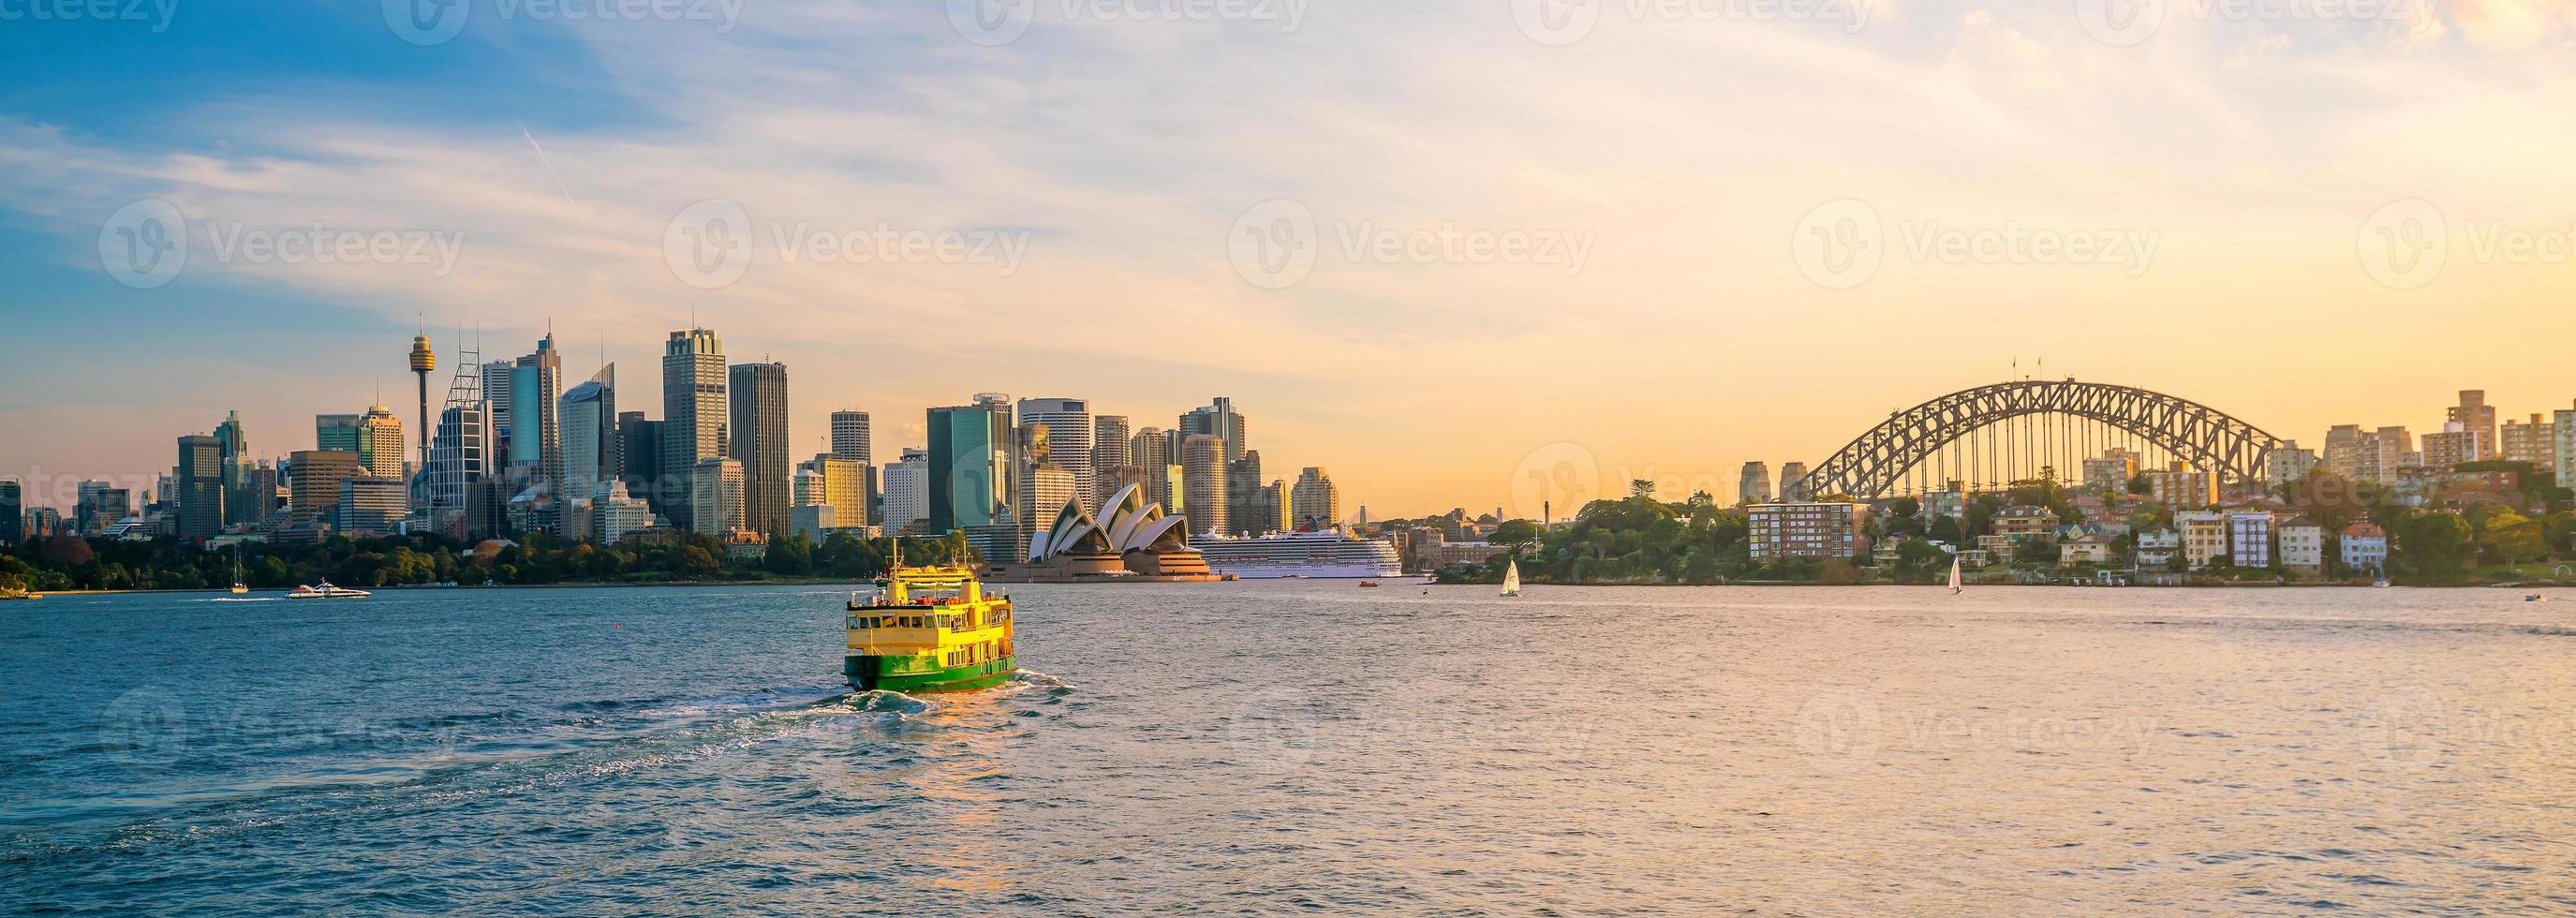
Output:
1947 555 1962 593
1502 558 1522 596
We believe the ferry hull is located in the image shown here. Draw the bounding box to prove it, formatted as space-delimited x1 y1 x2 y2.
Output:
846 654 1017 694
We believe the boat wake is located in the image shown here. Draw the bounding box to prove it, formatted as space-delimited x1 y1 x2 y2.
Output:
201 597 282 603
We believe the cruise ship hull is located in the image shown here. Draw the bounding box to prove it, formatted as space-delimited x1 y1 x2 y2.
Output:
1221 563 1401 580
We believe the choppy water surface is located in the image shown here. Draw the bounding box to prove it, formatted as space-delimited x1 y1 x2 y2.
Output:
4 582 2573 913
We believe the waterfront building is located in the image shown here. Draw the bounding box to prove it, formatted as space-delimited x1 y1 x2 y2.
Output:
559 364 617 504
660 328 728 533
1091 415 1132 510
2175 511 2227 570
729 361 790 536
593 481 657 543
981 486 1217 582
2228 511 2277 569
287 450 365 526
2555 403 2576 490
805 456 866 531
1991 504 2056 539
2082 448 2141 492
1746 502 1864 561
1181 434 1228 536
335 477 407 535
1290 466 1341 531
2280 519 2325 575
2145 462 2216 510
2499 413 2555 468
1017 399 1095 512
882 448 929 533
2341 520 2390 574
356 404 407 480
0 480 19 546
2363 426 2413 483
2134 527 2180 569
2264 442 2317 489
2059 531 2117 566
2420 422 2484 471
1179 397 1247 463
928 402 1016 535
1779 462 1811 501
1739 462 1771 505
689 457 745 536
2447 390 2496 448
176 434 225 539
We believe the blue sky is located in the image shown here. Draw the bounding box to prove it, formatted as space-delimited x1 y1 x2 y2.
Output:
4 0 2573 515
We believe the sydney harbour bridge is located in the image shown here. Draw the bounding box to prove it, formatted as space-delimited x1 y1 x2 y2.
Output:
1796 379 2286 500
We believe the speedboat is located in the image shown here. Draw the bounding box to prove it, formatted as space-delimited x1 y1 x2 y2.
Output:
286 581 372 600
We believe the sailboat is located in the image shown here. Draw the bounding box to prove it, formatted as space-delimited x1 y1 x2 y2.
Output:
1501 557 1522 598
1947 555 1963 595
229 552 249 595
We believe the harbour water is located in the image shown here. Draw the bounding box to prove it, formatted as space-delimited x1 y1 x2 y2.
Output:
4 583 2571 913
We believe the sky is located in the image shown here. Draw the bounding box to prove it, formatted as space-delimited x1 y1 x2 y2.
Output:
3 0 2574 519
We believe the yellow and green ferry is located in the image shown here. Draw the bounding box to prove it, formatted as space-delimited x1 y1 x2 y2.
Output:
845 562 1016 694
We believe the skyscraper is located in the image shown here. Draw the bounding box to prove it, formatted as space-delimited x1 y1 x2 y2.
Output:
927 402 1014 534
1020 462 1077 558
801 456 866 532
689 457 745 536
288 450 366 525
0 479 23 546
511 333 565 502
427 402 489 535
729 361 790 536
617 412 662 516
357 404 407 480
1181 433 1228 536
1226 449 1266 536
829 409 875 529
882 448 929 533
481 359 515 455
1291 466 1340 530
409 332 436 476
316 413 362 453
560 364 618 504
1179 397 1246 463
214 409 260 526
1091 414 1132 509
1131 426 1177 511
2448 390 2497 449
661 327 726 532
1015 398 1094 511
176 434 225 538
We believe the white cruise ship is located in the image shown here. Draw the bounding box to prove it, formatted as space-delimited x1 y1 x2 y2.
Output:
1189 529 1405 579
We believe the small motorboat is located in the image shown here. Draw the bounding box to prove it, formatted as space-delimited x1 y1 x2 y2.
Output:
2527 594 2547 602
286 581 372 600
1357 581 1381 588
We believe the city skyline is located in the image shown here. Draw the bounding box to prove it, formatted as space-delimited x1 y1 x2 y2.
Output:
7 4 2576 516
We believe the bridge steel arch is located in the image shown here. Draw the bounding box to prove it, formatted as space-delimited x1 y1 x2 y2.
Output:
1798 379 2284 500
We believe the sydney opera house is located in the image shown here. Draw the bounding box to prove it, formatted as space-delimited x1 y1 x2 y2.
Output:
978 485 1221 583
